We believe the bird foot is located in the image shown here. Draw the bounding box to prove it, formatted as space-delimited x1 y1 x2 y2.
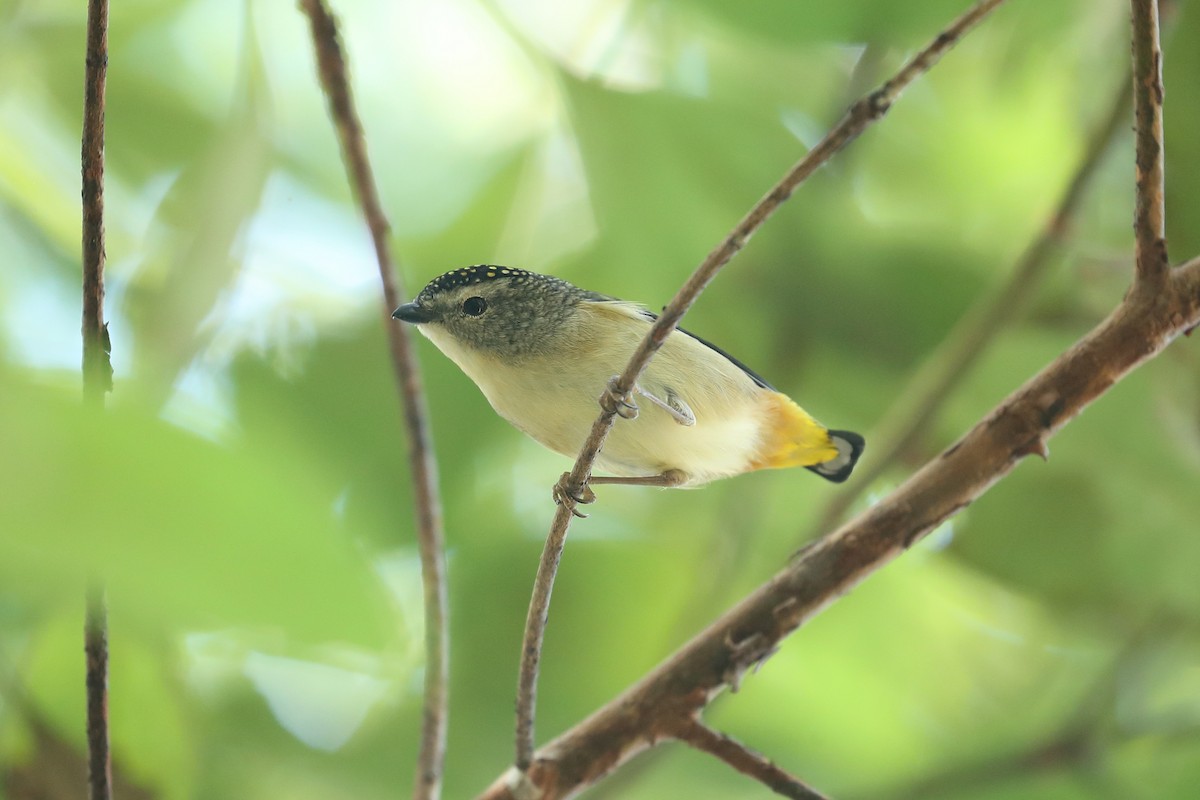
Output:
599 376 638 420
553 472 596 518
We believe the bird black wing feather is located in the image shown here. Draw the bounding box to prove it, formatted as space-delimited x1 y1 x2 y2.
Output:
635 307 776 391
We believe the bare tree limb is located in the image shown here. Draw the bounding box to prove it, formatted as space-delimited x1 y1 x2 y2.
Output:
809 73 1133 537
484 251 1200 800
81 0 112 797
299 3 449 798
672 719 829 800
1130 0 1168 290
514 0 1011 772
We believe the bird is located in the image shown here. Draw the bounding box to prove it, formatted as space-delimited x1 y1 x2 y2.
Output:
392 265 863 505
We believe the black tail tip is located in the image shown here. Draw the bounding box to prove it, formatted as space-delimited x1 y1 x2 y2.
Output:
806 430 865 483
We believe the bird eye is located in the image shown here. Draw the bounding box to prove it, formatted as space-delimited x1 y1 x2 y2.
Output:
462 296 487 317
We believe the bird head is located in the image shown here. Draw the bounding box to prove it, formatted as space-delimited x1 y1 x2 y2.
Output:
393 265 594 359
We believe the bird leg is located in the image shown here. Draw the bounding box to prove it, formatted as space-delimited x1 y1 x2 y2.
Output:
634 385 695 426
553 469 689 516
599 378 695 427
588 469 689 489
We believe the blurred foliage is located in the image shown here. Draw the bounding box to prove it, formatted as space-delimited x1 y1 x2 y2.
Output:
1 0 1199 798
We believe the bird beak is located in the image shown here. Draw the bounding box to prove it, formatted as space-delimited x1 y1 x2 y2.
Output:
392 302 435 323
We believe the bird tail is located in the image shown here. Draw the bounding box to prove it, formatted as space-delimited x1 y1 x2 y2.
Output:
752 393 865 483
805 429 865 483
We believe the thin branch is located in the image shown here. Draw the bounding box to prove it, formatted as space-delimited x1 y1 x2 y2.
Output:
673 719 829 800
81 0 111 409
84 586 111 800
299 3 449 799
1130 0 1168 289
808 73 1133 537
81 0 112 797
833 41 887 128
482 251 1200 799
514 0 1011 772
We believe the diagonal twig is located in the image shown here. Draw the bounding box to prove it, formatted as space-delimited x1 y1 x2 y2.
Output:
808 72 1134 537
672 718 829 800
1130 0 1168 290
514 0 1011 772
299 3 449 798
81 0 112 798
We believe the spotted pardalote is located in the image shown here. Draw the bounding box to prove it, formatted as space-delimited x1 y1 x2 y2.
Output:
393 266 864 492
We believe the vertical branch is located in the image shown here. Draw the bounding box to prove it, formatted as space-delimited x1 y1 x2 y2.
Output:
1130 0 1168 288
299 3 449 799
514 0 1010 772
81 1 112 799
514 505 570 770
84 586 112 800
82 0 111 407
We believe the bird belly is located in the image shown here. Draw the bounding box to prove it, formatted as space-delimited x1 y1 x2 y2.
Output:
510 376 768 487
598 401 765 485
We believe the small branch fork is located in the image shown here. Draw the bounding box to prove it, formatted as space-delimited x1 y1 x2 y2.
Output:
81 0 112 798
299 3 450 799
487 0 1196 798
513 0 1010 776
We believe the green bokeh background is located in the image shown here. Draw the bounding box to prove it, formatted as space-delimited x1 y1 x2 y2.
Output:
2 0 1199 797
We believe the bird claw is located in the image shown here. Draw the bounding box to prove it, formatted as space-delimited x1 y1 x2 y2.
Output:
553 473 596 518
600 376 638 420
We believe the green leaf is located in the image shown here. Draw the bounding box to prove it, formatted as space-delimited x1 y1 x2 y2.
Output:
0 371 391 647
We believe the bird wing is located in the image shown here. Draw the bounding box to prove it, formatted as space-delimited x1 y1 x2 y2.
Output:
586 299 775 391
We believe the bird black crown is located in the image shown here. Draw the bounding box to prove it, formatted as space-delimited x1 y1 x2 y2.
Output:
423 265 533 295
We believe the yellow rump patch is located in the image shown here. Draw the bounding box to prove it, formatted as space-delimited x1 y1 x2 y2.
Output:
750 392 838 470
